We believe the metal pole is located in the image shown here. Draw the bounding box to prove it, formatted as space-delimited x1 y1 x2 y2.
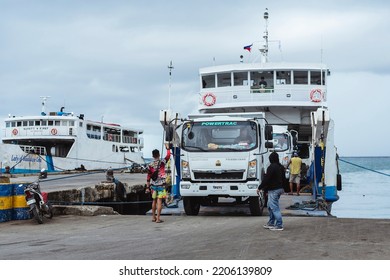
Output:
168 61 174 110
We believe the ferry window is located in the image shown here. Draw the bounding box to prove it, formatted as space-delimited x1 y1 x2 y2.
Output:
22 121 28 126
28 120 34 126
202 74 215 88
62 121 68 126
69 121 75 126
48 121 53 126
79 121 83 127
34 120 39 126
6 122 10 128
276 71 291 85
41 120 47 126
250 71 273 87
293 71 308 84
11 121 16 127
17 121 22 127
217 73 231 87
55 121 60 126
310 71 324 85
233 72 248 86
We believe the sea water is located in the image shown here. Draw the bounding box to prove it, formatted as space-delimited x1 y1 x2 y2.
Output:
332 157 390 219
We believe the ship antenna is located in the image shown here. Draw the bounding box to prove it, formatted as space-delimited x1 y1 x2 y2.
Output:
168 60 174 110
40 96 51 116
260 8 269 63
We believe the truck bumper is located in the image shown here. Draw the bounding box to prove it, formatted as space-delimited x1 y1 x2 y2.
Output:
180 181 259 197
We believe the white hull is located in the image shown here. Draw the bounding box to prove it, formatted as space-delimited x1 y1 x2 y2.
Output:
0 142 143 173
1 106 144 174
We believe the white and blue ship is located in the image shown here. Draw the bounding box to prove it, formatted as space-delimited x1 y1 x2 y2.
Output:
1 97 144 174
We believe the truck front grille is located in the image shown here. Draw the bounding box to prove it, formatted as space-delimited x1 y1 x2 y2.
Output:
193 170 245 180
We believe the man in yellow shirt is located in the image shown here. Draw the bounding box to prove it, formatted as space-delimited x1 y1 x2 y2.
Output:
288 152 302 195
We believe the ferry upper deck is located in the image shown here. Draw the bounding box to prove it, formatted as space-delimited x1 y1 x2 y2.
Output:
198 62 330 113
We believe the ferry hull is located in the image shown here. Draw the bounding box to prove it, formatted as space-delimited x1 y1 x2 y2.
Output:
0 143 143 174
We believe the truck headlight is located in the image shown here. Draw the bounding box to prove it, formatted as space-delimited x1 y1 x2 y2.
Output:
181 160 190 179
248 159 257 178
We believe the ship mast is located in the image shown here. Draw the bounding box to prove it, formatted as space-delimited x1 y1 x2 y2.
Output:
40 96 51 116
168 60 174 111
259 8 269 63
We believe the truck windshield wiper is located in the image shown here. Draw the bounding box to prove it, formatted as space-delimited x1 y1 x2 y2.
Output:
219 147 244 151
184 145 207 152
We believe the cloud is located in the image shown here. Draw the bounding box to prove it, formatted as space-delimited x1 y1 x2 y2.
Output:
0 1 389 157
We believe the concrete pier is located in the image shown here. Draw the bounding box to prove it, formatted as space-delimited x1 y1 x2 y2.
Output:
1 214 390 260
8 172 328 217
2 172 390 260
8 172 149 215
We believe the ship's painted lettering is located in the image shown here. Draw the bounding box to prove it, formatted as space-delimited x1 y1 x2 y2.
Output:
23 127 49 131
11 155 42 163
201 121 237 126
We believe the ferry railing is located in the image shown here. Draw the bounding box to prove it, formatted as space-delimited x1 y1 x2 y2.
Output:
5 127 77 137
199 86 327 105
123 136 138 144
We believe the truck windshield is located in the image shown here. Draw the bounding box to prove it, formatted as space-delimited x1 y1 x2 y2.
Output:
273 133 289 152
182 121 257 152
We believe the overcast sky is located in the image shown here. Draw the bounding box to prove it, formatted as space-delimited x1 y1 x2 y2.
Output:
1 0 389 157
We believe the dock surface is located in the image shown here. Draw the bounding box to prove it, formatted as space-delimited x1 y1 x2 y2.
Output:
1 213 390 260
3 172 390 260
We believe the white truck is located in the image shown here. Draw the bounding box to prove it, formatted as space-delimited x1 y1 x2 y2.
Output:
173 112 273 216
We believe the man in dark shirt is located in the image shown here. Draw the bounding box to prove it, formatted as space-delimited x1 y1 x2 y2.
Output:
257 151 284 231
259 76 267 87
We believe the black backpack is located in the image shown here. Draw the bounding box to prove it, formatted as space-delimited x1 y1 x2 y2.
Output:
150 161 161 181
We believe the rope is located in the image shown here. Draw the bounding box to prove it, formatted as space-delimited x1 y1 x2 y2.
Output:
49 200 153 205
41 169 107 182
339 158 390 177
37 164 136 183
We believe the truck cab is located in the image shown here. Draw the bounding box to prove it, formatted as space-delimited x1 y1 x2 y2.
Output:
178 113 272 216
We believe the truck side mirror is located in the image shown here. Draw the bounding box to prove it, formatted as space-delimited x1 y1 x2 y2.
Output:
165 125 174 142
290 130 298 146
264 125 273 140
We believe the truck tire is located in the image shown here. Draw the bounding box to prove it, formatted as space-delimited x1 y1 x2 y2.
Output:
249 196 264 216
183 197 200 216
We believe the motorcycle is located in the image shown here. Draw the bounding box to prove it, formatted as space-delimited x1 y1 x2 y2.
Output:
23 179 53 224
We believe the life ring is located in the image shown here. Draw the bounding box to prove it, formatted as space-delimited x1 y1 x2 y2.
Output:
310 89 323 102
12 128 18 135
202 93 216 106
50 128 58 135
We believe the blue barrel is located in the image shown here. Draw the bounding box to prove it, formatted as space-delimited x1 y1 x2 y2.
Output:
12 183 31 220
0 184 13 223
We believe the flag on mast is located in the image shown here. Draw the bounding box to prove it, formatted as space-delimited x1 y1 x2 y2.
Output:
243 44 253 52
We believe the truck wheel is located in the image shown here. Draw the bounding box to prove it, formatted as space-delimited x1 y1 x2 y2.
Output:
183 197 200 216
249 196 264 216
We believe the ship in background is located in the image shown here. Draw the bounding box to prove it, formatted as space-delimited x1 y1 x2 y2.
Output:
173 8 342 213
0 97 144 174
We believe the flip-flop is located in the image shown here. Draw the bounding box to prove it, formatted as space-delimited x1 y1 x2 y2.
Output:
155 220 164 223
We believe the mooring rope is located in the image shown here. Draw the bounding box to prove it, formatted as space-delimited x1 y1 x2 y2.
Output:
49 200 153 205
339 158 390 177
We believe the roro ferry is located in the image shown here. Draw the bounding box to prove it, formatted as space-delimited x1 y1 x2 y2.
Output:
194 9 342 214
1 97 144 174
